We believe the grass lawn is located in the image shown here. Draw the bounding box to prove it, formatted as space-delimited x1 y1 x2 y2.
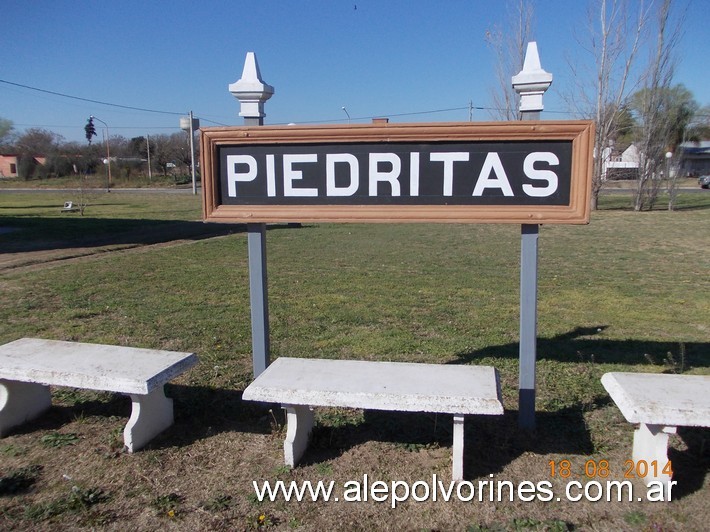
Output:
0 189 708 530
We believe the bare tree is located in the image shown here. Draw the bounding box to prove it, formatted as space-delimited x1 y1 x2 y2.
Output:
485 0 535 120
565 0 649 210
631 0 685 211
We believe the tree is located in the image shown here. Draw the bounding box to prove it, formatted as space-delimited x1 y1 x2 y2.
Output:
613 104 636 150
629 0 685 211
564 0 649 210
149 133 185 177
685 105 710 141
129 136 152 159
628 84 697 210
485 0 535 120
15 128 63 155
629 84 697 148
84 117 97 144
13 128 64 179
0 117 14 148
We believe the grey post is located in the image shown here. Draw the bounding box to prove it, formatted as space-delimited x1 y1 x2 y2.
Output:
512 42 552 429
230 52 275 377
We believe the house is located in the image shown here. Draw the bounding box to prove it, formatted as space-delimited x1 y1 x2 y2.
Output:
0 154 47 178
602 144 640 180
0 154 20 178
678 141 710 176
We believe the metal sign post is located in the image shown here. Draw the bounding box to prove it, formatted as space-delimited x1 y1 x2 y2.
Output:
229 52 274 378
513 42 553 430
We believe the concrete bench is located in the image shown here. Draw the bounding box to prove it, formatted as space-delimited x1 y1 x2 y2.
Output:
0 338 198 452
242 357 504 480
601 372 710 490
60 201 79 213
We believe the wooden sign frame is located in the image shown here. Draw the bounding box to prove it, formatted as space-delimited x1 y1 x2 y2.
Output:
201 121 594 224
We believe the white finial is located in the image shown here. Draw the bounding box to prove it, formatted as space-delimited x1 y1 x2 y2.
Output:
229 52 274 120
511 42 552 113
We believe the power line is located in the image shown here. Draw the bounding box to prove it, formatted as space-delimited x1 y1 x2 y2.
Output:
0 78 185 116
1 76 581 130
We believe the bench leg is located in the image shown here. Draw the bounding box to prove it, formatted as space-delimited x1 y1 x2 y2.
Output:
632 423 676 496
0 379 52 437
282 404 314 467
452 415 465 481
124 387 174 453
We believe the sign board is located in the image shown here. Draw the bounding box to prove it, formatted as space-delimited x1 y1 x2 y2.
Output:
201 121 594 224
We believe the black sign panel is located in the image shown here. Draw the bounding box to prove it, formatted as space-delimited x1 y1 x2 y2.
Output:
201 122 594 224
217 141 572 206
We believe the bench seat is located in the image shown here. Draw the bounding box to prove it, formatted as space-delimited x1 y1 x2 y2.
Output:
0 338 198 452
601 372 710 491
243 357 504 480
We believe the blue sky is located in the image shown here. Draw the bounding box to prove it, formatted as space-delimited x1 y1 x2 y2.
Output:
1 0 708 144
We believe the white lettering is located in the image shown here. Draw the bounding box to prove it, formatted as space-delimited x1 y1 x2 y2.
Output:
430 152 469 196
370 480 389 502
522 152 559 197
326 153 359 196
266 154 276 197
517 480 537 502
283 153 318 197
410 152 420 196
566 480 583 502
369 153 401 196
456 481 475 502
391 481 410 508
226 154 257 197
472 152 514 196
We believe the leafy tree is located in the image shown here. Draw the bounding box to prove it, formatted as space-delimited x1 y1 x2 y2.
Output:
0 117 14 148
149 133 183 176
14 128 63 156
629 85 698 150
84 117 97 144
613 104 636 150
129 136 153 158
682 104 710 142
13 128 64 179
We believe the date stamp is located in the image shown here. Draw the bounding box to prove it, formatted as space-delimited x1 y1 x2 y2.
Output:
548 459 673 479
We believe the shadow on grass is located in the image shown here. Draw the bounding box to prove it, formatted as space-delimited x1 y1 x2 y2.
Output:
3 385 271 450
450 326 709 369
10 382 706 498
299 405 598 477
670 427 710 499
0 217 248 254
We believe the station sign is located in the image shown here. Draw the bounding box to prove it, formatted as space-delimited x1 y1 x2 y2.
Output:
201 121 593 224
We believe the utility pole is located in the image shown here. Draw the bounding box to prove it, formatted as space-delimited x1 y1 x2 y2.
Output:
146 134 152 182
90 115 112 191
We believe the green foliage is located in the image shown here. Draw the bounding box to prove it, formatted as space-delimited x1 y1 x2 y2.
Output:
202 493 233 512
628 84 699 150
23 484 108 521
40 432 80 448
150 492 184 518
84 117 96 144
623 510 647 526
467 520 572 532
0 117 14 146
